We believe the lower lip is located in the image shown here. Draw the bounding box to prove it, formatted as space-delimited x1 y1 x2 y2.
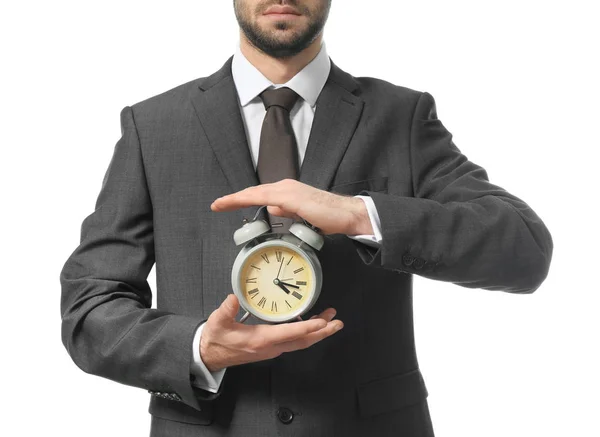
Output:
264 13 300 18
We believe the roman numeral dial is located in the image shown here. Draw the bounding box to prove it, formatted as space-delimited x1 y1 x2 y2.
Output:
239 245 312 316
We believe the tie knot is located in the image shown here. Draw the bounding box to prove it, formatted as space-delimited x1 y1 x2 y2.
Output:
259 86 300 112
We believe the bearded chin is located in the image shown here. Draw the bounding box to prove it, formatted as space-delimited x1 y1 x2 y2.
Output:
235 1 330 59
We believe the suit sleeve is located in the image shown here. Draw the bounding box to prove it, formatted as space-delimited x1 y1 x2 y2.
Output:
60 105 225 412
351 91 553 294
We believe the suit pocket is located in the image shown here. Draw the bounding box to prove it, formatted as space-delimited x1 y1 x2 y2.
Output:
148 395 214 425
356 368 429 418
329 176 388 195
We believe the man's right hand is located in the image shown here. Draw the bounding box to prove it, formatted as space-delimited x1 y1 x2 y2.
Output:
200 294 344 372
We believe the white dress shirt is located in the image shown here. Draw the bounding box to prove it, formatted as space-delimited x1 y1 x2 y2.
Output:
190 40 383 393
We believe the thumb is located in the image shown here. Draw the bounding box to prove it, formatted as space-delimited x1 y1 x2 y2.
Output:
266 205 298 219
217 293 240 321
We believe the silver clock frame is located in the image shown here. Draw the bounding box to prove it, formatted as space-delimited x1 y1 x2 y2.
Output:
231 234 323 324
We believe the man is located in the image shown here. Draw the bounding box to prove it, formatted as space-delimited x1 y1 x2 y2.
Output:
60 1 553 436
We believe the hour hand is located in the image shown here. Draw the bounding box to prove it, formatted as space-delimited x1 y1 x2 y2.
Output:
278 281 300 289
273 278 291 294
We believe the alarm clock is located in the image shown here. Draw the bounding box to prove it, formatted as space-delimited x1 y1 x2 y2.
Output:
231 206 324 324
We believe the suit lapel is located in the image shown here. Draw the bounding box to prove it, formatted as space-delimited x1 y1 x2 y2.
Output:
298 60 364 190
190 54 364 194
190 55 259 195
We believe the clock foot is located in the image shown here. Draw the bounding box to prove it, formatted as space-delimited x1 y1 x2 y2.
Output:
238 311 251 324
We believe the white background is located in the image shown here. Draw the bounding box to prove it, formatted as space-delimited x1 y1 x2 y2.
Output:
2 0 598 436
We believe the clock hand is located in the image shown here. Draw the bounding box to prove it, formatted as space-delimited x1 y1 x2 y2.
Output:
279 283 293 295
277 256 284 279
273 278 291 294
278 281 300 289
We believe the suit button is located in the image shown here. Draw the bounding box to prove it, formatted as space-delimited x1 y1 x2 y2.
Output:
277 406 294 424
413 258 425 269
402 254 415 266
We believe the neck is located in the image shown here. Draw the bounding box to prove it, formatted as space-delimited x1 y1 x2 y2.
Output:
239 31 323 84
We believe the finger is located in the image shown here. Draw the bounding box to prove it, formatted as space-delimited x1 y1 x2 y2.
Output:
266 206 300 220
211 180 299 213
258 318 328 346
214 294 239 324
309 307 337 321
299 306 336 322
274 320 344 354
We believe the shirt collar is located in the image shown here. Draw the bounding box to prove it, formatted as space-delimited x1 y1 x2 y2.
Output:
231 40 331 108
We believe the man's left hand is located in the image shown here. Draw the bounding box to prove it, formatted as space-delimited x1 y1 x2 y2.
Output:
210 179 373 236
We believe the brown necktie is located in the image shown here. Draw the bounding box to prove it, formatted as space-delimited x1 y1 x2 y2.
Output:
256 86 301 233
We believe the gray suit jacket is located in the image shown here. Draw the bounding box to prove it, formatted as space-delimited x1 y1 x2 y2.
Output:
60 55 553 437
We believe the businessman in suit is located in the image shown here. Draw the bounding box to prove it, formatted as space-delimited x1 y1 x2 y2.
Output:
60 1 553 436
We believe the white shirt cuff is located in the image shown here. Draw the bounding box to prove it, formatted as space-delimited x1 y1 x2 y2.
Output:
347 195 383 247
190 322 227 393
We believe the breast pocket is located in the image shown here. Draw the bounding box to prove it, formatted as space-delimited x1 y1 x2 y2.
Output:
329 176 388 196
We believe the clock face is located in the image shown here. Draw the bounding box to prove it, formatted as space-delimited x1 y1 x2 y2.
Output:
239 245 313 317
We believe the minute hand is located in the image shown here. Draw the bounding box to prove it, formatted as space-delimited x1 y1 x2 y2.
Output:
279 281 300 289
